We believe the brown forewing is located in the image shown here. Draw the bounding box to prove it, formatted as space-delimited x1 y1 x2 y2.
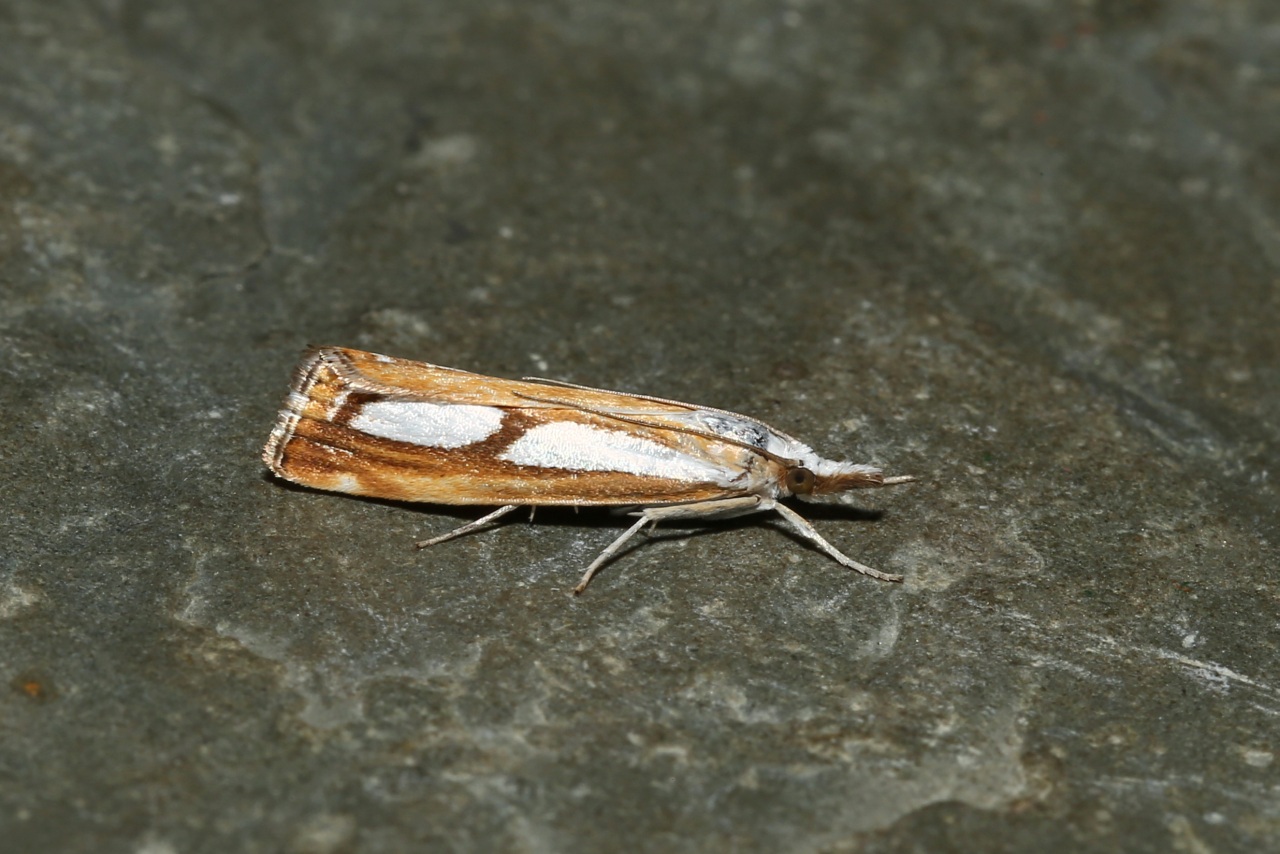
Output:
325 346 701 414
264 347 759 506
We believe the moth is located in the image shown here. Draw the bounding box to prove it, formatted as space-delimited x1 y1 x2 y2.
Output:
263 346 915 593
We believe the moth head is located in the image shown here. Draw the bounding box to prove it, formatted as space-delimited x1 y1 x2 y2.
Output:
786 459 889 503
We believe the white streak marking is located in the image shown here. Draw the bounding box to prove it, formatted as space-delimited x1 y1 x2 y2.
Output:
499 422 724 481
350 400 504 448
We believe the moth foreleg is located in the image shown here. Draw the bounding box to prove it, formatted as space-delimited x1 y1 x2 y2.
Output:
573 496 767 595
415 504 520 549
771 503 902 582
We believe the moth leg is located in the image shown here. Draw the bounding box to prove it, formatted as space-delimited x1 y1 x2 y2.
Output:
415 505 520 549
637 495 767 522
574 515 653 595
574 496 767 594
772 503 903 582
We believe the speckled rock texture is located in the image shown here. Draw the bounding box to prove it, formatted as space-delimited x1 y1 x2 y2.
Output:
2 2 1277 852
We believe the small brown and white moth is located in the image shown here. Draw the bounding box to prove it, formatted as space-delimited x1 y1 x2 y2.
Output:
263 346 914 593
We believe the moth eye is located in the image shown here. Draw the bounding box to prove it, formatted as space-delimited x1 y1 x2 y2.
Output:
786 467 816 495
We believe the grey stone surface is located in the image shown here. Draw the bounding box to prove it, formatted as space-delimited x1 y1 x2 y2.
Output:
2 1 1277 851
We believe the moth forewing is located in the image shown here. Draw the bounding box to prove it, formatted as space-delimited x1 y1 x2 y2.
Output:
263 346 914 592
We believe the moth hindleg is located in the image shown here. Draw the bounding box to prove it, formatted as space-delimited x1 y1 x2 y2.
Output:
415 504 520 549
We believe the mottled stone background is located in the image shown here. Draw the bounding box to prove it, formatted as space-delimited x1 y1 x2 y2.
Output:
2 1 1277 852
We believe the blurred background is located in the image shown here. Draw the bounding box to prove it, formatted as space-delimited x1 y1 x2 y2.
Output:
2 2 1277 851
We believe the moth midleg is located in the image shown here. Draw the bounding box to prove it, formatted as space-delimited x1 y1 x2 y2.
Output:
415 504 520 549
771 503 902 582
574 496 766 594
574 515 653 595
